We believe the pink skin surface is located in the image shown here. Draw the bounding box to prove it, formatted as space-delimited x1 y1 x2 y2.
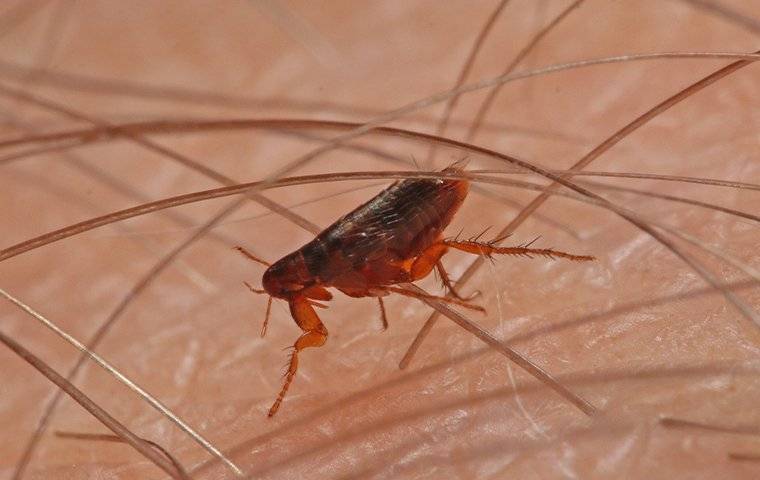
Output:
0 1 759 478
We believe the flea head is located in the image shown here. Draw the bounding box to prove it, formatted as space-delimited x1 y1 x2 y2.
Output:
262 251 309 298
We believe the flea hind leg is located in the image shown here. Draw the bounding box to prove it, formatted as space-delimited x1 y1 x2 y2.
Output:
443 238 595 262
409 242 449 280
373 286 485 313
410 243 481 306
269 296 328 417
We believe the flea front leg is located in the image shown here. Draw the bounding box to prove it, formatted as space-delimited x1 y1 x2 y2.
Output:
269 296 328 417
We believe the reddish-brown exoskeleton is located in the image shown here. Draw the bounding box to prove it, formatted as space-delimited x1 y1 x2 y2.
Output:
237 163 593 416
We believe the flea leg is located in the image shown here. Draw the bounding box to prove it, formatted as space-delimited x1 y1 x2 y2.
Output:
411 243 481 304
435 260 477 301
378 297 388 331
261 296 272 337
338 287 389 330
269 296 328 417
443 238 594 262
243 282 271 337
376 286 485 313
302 284 333 301
409 242 449 280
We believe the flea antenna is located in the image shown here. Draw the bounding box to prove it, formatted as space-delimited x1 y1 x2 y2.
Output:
243 281 267 296
235 246 271 267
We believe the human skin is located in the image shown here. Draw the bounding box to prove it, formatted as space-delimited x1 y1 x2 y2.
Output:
0 1 758 479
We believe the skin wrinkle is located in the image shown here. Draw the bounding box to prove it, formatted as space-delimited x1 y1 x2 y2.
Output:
2 52 600 479
1 2 759 478
0 84 303 479
399 45 760 368
0 166 757 419
0 328 187 479
2 127 756 324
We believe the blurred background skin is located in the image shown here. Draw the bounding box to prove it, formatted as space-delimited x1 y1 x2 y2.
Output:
0 0 759 478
